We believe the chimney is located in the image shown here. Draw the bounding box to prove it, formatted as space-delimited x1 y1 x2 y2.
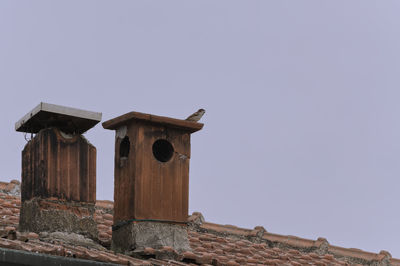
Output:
102 111 203 252
15 103 102 240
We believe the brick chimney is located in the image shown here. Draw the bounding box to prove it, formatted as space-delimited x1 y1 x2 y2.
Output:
15 103 102 240
102 111 203 252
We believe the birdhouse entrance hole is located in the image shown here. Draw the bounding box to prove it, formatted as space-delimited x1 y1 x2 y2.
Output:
120 136 130 158
152 139 174 162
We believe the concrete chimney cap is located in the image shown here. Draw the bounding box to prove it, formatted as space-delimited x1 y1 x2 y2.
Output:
15 102 102 134
102 111 203 133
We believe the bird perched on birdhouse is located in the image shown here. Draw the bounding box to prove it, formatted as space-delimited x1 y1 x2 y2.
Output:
186 109 205 122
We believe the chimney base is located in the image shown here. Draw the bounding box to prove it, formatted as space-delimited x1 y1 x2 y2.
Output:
19 197 98 241
112 221 190 253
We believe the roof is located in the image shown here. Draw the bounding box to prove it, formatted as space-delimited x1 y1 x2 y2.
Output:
0 180 398 265
102 111 203 133
15 102 102 134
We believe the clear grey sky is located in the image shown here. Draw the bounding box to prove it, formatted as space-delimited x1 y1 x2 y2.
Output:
1 0 400 258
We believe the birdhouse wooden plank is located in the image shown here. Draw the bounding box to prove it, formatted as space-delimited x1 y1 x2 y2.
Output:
21 128 97 202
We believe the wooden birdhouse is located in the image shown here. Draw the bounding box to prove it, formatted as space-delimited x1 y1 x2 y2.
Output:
102 111 203 225
15 102 102 203
15 102 101 239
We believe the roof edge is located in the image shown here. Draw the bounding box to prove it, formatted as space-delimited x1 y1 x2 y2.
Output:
0 246 117 266
102 111 203 133
15 102 102 134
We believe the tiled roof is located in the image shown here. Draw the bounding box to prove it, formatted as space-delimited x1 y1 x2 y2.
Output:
0 180 398 265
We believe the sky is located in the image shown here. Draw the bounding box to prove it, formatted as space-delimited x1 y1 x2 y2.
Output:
1 0 400 258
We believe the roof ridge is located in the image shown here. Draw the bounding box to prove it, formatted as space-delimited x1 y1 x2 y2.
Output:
188 212 398 265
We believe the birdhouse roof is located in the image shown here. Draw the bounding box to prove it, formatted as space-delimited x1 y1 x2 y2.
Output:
102 111 203 133
15 102 102 134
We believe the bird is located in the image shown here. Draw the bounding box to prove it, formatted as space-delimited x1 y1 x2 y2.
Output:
185 109 205 122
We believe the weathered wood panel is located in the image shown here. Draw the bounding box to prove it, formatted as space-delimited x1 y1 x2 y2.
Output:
113 122 137 223
138 122 190 222
112 119 191 224
21 128 96 203
88 143 96 203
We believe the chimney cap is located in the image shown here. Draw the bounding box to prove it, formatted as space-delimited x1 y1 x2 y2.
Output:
15 102 102 134
102 111 203 133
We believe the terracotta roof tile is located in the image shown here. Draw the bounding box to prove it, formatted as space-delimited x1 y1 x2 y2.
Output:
0 180 396 265
95 200 114 210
